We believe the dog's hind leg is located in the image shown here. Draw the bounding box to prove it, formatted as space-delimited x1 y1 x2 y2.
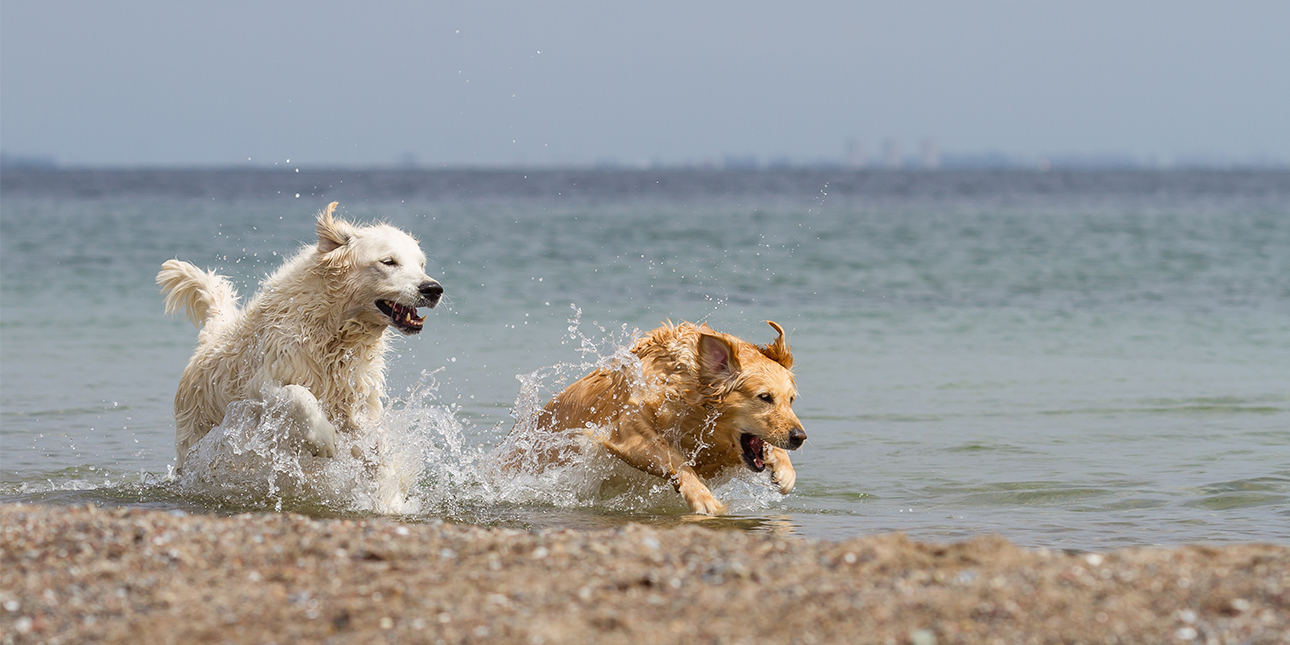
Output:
264 384 337 458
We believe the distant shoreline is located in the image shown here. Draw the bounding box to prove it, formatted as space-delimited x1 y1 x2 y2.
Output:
5 166 1288 206
5 163 1290 173
3 502 1286 643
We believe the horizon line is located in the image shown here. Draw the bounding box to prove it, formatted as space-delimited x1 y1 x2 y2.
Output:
4 158 1290 174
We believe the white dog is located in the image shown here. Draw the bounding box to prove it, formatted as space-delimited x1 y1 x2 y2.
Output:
157 202 443 469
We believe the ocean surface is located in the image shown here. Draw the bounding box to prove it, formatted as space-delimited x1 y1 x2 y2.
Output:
2 168 1288 550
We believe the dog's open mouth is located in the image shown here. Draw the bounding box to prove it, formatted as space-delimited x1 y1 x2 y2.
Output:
739 433 767 473
376 300 425 334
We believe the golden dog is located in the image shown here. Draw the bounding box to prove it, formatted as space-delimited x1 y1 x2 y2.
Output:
506 321 806 515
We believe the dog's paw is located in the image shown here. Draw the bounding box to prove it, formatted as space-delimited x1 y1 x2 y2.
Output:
687 493 728 516
764 446 796 494
302 418 337 458
677 475 727 515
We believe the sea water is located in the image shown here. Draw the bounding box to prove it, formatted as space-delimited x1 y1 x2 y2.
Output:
2 168 1287 549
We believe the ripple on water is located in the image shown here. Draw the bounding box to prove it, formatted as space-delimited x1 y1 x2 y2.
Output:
1184 476 1290 511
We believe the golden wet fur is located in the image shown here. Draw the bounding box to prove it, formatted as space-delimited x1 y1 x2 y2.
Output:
505 321 806 515
157 203 443 468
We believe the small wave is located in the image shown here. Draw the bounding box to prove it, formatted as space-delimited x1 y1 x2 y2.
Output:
1184 475 1290 511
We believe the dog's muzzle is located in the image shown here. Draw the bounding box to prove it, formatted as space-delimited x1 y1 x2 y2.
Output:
418 280 444 308
376 280 443 335
787 427 806 450
740 427 806 473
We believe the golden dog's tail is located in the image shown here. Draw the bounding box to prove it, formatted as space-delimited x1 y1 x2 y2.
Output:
156 259 239 328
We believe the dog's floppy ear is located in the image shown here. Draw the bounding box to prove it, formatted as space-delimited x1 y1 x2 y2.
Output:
697 333 741 383
316 202 355 253
758 321 794 369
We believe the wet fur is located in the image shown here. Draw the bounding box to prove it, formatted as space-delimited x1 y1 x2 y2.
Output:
505 321 805 515
157 203 442 468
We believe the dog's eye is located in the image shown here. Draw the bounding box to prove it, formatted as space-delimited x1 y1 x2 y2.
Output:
758 393 775 404
380 258 398 267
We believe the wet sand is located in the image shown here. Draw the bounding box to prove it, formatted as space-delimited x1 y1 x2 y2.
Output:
2 503 1287 644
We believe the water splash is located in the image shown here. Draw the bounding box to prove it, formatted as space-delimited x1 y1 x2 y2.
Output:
468 307 660 510
169 310 788 518
476 308 787 514
175 378 450 515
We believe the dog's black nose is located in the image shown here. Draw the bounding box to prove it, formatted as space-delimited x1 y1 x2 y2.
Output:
787 427 806 450
419 280 443 305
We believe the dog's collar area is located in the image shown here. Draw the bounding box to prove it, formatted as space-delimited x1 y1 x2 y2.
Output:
739 433 767 472
376 299 425 335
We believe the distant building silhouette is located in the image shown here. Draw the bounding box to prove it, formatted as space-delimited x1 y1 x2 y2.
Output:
883 139 902 169
845 138 866 169
396 151 421 168
0 151 57 169
722 154 759 170
920 139 940 169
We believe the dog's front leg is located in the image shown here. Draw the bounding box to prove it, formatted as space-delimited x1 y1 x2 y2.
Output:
601 429 727 515
672 468 727 515
359 389 384 428
265 384 337 458
763 446 796 494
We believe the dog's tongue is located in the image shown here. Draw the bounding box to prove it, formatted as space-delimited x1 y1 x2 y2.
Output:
748 435 765 470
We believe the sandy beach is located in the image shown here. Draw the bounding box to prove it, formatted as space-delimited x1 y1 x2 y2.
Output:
1 503 1286 644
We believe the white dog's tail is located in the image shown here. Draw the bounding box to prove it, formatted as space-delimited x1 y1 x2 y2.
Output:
157 259 240 328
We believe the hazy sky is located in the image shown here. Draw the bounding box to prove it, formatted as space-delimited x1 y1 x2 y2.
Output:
2 1 1288 167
